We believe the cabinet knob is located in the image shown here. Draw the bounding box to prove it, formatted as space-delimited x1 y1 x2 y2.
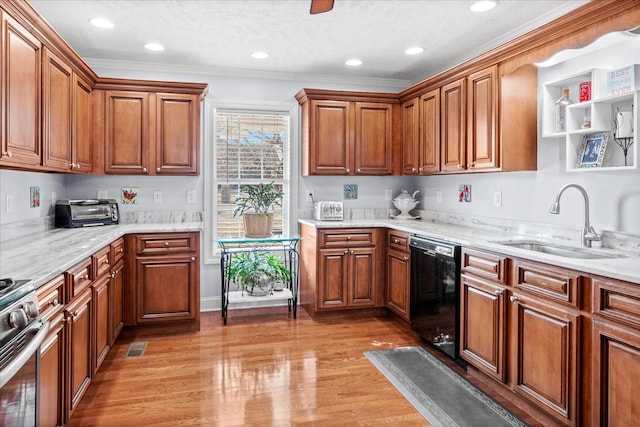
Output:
3 151 13 158
494 289 503 296
469 163 475 169
509 295 519 303
119 248 124 253
191 256 196 261
350 249 354 254
344 250 349 254
403 256 409 261
83 274 89 280
103 259 110 265
164 242 170 247
346 168 350 173
418 167 423 172
52 298 59 306
142 167 148 173
157 168 161 172
393 239 399 244
357 168 361 174
346 236 352 240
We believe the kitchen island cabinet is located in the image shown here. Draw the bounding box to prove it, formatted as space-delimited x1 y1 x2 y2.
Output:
295 88 400 176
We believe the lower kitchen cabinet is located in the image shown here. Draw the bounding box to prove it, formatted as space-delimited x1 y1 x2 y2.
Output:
65 286 92 420
300 224 384 316
39 313 64 427
125 232 200 328
110 258 124 344
386 230 411 321
92 273 110 374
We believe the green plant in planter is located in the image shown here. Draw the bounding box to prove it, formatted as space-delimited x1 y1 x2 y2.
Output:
227 250 292 296
233 182 284 216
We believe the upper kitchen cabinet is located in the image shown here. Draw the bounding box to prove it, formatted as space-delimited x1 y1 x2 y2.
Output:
42 48 93 173
401 63 537 175
92 79 208 175
296 88 401 176
0 10 42 167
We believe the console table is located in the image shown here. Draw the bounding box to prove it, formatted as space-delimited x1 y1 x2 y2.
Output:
216 235 300 325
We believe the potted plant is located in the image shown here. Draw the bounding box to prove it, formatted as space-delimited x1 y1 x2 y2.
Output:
233 182 284 237
227 250 292 296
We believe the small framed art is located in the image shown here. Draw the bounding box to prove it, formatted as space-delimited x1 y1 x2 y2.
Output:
577 132 608 168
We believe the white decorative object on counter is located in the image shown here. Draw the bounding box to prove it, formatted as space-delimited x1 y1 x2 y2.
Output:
391 190 420 219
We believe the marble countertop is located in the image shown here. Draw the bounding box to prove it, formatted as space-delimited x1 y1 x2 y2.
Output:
299 218 640 285
0 222 202 289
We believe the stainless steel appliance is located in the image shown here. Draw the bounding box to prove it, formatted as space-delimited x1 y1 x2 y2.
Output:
313 201 343 221
0 278 49 426
409 235 464 364
55 199 120 228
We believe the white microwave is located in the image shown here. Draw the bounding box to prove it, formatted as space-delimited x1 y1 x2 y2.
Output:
313 201 344 221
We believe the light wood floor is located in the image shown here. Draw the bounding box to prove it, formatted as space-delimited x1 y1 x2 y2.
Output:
68 308 539 426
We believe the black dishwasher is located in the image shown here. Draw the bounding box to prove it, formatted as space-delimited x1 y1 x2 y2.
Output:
409 235 463 363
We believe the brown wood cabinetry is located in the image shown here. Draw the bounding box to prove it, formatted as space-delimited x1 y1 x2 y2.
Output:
300 223 384 316
125 232 200 328
402 89 440 174
0 10 41 167
37 275 65 427
296 89 400 176
466 65 498 171
441 78 467 172
96 84 205 175
110 239 125 344
460 248 508 382
386 230 411 321
591 276 640 426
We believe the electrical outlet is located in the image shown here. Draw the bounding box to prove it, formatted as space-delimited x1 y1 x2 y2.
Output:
305 190 314 202
153 191 163 203
6 194 13 213
97 190 108 199
493 191 502 207
436 190 442 204
187 190 196 204
384 189 392 201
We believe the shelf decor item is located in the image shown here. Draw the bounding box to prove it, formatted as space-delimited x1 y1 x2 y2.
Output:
233 182 284 238
555 87 573 132
606 65 639 96
613 106 634 166
227 250 292 296
579 81 591 102
577 132 609 168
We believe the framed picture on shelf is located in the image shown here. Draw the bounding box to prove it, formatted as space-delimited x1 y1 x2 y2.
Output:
578 132 609 168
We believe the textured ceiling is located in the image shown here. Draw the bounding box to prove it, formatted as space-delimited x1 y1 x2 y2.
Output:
29 0 589 85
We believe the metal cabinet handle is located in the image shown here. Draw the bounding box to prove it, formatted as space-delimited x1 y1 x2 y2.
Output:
103 259 110 265
142 167 148 173
344 250 349 254
403 256 409 261
509 295 518 303
3 151 13 158
357 168 361 174
393 239 399 244
83 274 89 280
157 168 161 172
164 242 170 247
52 298 59 306
495 289 503 296
191 256 196 261
346 168 350 173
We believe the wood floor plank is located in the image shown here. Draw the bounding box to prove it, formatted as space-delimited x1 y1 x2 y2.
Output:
66 308 540 426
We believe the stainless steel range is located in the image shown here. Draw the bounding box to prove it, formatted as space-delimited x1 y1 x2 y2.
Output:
0 278 49 426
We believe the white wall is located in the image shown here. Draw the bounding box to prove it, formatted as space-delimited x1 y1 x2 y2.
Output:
0 170 66 225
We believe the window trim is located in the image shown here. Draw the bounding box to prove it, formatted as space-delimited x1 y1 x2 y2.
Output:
203 98 299 264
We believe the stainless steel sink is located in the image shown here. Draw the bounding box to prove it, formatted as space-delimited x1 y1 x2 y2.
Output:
492 240 629 259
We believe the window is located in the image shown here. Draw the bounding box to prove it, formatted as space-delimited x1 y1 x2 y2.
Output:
214 109 291 238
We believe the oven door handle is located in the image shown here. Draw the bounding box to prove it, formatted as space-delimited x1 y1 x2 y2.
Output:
0 320 50 389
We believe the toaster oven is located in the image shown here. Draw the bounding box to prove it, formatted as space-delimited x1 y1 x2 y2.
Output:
313 201 344 221
55 199 120 228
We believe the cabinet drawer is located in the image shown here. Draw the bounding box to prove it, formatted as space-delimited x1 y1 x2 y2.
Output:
37 275 65 321
593 276 640 329
461 248 507 284
512 259 582 309
111 237 125 263
319 229 375 248
135 233 197 255
93 246 111 279
67 259 93 301
388 231 409 253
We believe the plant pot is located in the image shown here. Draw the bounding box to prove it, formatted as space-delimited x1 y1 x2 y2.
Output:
242 212 273 238
244 275 273 297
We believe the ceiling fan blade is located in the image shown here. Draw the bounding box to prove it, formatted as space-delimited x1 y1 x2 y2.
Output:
310 0 334 14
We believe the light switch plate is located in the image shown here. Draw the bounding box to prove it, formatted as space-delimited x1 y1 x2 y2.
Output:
153 191 163 203
384 189 392 201
97 190 108 199
493 191 502 207
436 190 442 204
5 194 13 213
187 190 196 204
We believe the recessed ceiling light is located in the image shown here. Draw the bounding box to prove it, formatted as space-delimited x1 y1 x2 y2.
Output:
89 17 114 29
345 58 362 66
404 47 424 55
470 1 497 12
251 51 269 59
144 42 165 51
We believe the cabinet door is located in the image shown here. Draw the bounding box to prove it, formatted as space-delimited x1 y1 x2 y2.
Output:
509 293 579 424
0 12 41 166
307 100 352 175
467 65 498 171
460 274 507 382
104 90 150 174
418 88 440 174
110 259 125 344
72 74 92 172
401 97 419 175
592 320 640 427
317 248 349 309
39 313 64 427
386 248 410 320
354 102 393 175
42 48 73 171
92 274 110 375
155 93 199 175
65 288 92 419
440 78 466 172
349 247 377 307
136 253 198 323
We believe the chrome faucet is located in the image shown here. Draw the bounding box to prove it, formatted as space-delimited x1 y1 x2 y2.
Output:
549 183 601 248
